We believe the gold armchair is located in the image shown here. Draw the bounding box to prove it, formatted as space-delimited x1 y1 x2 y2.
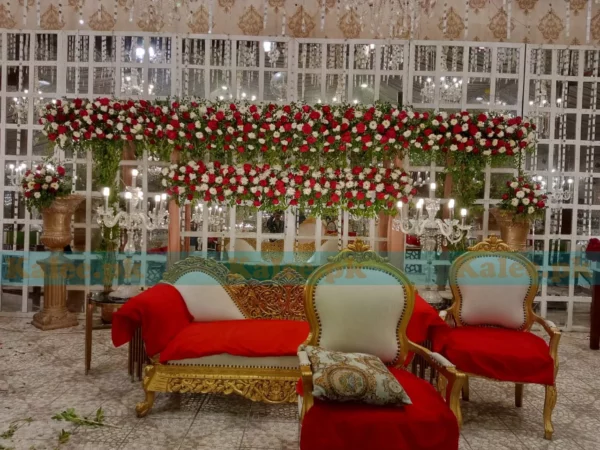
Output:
437 236 561 440
297 241 465 450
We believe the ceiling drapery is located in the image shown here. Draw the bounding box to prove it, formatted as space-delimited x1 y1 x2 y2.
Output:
0 0 599 45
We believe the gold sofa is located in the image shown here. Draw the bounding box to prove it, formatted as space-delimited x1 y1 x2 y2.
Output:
136 257 308 417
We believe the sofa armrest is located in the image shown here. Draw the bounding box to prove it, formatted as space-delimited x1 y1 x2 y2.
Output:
533 314 562 373
298 350 314 420
112 283 193 357
406 341 465 427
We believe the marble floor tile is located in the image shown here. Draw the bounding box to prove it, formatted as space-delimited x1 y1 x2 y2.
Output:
2 318 600 450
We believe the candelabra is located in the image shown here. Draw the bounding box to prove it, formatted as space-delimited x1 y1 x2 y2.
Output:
96 180 169 299
420 77 463 104
548 178 573 205
7 163 27 187
192 204 227 232
393 190 471 303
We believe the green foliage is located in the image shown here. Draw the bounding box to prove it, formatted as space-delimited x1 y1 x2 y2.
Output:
57 430 71 445
52 408 107 428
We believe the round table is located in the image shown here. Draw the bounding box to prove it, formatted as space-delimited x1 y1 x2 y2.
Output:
85 291 146 380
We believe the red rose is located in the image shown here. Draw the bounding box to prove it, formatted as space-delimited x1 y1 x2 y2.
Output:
502 193 509 200
57 166 66 176
355 122 366 134
302 123 312 134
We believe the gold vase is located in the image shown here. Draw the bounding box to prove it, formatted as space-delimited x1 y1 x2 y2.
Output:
33 194 85 331
490 208 531 251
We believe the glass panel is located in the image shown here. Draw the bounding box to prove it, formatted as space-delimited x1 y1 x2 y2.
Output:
325 74 347 104
327 44 349 70
35 66 57 93
67 35 90 62
209 39 233 66
381 44 404 71
6 66 30 92
353 44 376 70
236 70 259 101
66 67 89 94
580 146 600 172
264 71 286 102
263 41 288 68
580 115 600 141
32 130 51 156
93 67 115 95
93 36 117 63
209 70 232 100
237 41 260 68
545 300 568 327
182 38 206 65
183 69 206 97
148 68 171 96
5 130 28 155
379 75 403 105
351 75 374 105
468 47 492 74
529 48 552 75
495 78 518 106
148 36 172 64
7 34 31 61
496 47 520 74
120 68 144 96
467 77 490 104
297 43 322 69
553 144 576 172
121 36 145 63
413 45 436 71
441 46 463 71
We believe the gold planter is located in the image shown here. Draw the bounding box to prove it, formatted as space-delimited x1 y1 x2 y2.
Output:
490 208 531 251
33 194 85 331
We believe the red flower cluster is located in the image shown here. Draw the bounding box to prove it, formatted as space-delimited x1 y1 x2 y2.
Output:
163 162 416 216
39 99 536 167
586 238 600 262
497 176 547 218
20 163 70 212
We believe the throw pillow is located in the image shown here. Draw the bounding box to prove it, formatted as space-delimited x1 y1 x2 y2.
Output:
302 345 412 406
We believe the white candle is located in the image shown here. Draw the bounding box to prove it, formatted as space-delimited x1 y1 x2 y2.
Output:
131 169 138 188
429 182 436 199
161 193 167 211
448 199 455 218
102 187 110 210
154 194 161 214
396 201 404 220
417 199 424 218
125 191 132 214
460 208 467 226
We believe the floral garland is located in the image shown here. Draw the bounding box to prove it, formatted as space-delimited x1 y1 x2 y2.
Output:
497 176 547 219
20 162 71 212
162 162 417 217
39 98 537 168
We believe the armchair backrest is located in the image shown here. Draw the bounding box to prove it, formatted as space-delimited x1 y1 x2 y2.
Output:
303 241 415 366
161 256 307 321
449 236 538 331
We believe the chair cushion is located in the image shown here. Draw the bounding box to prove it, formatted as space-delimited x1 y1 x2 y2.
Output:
303 346 411 406
159 319 310 364
431 326 555 385
299 367 459 450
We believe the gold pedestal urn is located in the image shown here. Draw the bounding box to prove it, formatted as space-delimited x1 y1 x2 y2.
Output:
32 194 85 331
490 208 531 251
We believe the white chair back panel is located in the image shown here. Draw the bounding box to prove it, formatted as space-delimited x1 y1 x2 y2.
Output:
173 272 244 321
313 268 406 364
456 256 531 329
296 221 325 244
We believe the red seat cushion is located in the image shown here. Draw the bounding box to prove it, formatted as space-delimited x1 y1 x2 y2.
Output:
432 326 555 385
300 367 459 450
160 319 310 363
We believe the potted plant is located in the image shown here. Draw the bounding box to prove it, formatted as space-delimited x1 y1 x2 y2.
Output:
490 175 547 251
21 161 85 330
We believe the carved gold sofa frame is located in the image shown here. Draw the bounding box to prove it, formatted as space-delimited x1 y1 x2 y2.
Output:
136 257 307 417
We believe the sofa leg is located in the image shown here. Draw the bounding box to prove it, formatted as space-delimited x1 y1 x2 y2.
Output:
543 385 557 440
135 365 156 418
461 377 469 402
515 383 524 407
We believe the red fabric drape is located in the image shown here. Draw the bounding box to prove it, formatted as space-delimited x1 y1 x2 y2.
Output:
111 283 193 356
299 367 459 450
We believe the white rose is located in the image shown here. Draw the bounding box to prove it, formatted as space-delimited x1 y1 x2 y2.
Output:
516 191 525 198
45 176 52 183
34 192 41 198
522 198 530 205
528 206 535 214
510 182 519 189
511 198 519 206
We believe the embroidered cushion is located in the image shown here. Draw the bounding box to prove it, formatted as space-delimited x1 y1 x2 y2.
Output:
303 345 412 406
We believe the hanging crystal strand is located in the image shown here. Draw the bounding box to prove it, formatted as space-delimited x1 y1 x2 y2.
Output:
587 50 599 234
79 0 84 25
129 0 134 23
565 0 570 39
464 0 469 38
183 38 190 96
36 0 41 26
506 0 511 39
452 46 458 72
302 44 308 99
225 39 231 89
113 0 118 25
321 0 326 31
263 0 267 29
22 0 27 26
442 1 448 36
587 0 593 44
209 0 214 33
282 6 286 36
175 35 181 97
98 0 102 20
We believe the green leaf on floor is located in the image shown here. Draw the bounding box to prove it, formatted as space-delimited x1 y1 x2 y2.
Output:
58 429 71 444
52 408 108 428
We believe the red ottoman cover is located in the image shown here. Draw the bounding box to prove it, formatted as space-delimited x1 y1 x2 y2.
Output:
432 326 555 386
160 319 310 363
299 367 459 450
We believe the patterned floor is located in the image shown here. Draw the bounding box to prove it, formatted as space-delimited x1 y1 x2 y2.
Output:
1 317 600 450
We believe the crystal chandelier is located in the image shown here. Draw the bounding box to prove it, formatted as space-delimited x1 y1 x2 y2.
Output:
420 77 462 104
392 187 471 303
548 176 573 205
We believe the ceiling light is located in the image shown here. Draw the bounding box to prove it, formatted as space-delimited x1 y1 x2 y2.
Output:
79 19 84 25
263 41 272 52
370 43 375 50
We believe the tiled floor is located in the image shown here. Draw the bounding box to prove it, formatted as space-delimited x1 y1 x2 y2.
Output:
1 317 600 449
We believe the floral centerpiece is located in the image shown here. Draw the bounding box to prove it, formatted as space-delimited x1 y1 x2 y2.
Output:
491 175 547 250
162 162 417 217
21 162 72 213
